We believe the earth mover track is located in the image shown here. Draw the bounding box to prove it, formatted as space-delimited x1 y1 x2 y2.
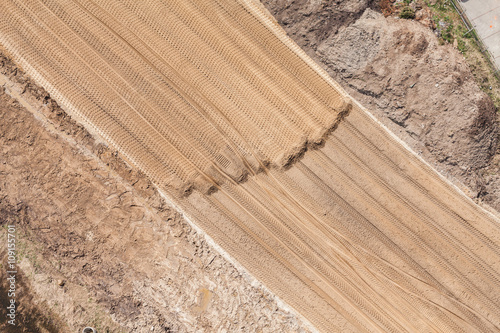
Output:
1 0 500 332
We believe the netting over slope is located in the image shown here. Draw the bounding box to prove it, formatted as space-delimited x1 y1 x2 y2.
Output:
0 0 351 192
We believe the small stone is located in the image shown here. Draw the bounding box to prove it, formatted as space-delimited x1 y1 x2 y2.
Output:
58 279 65 287
435 83 439 88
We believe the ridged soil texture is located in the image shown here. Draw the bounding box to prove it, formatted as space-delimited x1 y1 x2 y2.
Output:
1 1 500 332
0 0 351 194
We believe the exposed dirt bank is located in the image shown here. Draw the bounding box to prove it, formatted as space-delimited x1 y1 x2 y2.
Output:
262 0 500 208
0 53 311 332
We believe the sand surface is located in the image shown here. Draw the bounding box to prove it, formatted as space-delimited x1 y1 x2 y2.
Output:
1 0 500 332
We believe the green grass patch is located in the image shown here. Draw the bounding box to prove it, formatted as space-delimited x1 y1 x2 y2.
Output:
400 6 416 19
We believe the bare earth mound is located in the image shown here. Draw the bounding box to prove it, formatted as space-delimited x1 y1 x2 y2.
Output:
262 0 499 206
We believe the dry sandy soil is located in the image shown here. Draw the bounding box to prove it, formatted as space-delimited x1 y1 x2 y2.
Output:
0 55 312 332
1 0 500 332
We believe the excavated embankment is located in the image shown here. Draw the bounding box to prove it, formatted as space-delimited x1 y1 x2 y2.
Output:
262 0 499 207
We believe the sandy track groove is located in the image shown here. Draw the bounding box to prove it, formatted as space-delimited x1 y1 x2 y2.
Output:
173 104 500 332
0 0 350 193
1 0 500 332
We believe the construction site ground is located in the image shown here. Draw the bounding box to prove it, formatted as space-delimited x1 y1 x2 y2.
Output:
1 0 500 332
0 58 311 332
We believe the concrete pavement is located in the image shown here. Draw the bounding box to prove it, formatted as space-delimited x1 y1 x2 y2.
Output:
458 0 500 70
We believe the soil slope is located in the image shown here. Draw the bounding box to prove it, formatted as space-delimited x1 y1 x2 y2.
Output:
0 0 352 194
262 0 499 206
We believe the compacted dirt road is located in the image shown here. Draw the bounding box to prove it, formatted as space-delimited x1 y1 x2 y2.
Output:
176 101 500 332
1 0 500 332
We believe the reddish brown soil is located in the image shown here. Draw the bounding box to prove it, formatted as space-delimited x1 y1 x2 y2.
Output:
1 1 500 332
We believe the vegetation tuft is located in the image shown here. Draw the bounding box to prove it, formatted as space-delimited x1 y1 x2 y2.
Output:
399 6 416 19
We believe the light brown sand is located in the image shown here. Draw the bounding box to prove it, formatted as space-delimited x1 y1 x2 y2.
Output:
1 1 500 332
